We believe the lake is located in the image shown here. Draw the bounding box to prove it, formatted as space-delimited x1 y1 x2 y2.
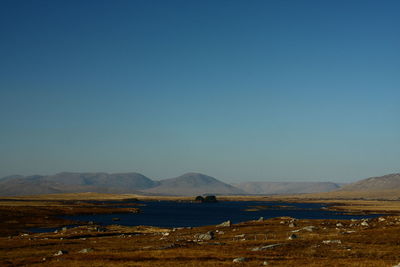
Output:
57 200 379 229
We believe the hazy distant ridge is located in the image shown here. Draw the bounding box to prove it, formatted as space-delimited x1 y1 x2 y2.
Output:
0 172 157 196
0 171 379 197
339 173 400 191
0 172 244 196
235 181 340 195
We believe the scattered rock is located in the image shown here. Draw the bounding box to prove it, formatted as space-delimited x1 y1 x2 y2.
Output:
61 227 67 232
54 250 68 256
302 226 318 232
378 217 386 222
258 217 264 222
280 216 295 220
361 221 369 227
263 261 269 265
233 257 246 263
78 248 93 253
251 243 284 251
288 234 297 240
96 227 107 232
292 225 318 233
322 240 341 244
288 223 296 228
195 231 214 241
217 220 231 227
336 223 343 227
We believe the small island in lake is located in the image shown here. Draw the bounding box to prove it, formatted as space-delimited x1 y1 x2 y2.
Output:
194 195 218 203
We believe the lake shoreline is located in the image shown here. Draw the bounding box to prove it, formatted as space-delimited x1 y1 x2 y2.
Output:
3 191 400 214
1 192 398 236
2 193 400 266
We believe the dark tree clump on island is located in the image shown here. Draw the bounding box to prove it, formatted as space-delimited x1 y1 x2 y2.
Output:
194 195 218 203
195 196 205 202
204 195 218 203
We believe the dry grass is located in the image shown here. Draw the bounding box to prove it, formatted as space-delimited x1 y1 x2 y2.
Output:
2 193 400 266
0 199 140 236
2 215 400 266
0 192 194 201
5 191 400 212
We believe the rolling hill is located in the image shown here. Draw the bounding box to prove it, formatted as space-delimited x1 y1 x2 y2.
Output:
4 171 397 197
339 173 400 191
287 173 400 200
0 172 158 196
0 172 243 196
143 173 245 195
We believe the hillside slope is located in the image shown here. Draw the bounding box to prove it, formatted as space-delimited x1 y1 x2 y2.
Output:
144 173 245 196
0 172 157 196
236 181 341 195
339 173 400 191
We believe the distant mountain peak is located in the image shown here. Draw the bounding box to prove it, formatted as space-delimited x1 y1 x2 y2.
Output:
144 173 244 196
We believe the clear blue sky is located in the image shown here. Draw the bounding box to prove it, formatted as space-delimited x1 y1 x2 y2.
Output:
0 0 399 182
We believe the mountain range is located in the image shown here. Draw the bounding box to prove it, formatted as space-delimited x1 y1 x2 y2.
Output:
0 172 157 196
0 171 339 196
0 171 399 197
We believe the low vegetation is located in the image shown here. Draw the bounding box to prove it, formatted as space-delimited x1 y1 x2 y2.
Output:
1 193 400 266
195 195 218 203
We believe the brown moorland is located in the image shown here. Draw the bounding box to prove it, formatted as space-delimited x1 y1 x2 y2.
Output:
1 193 400 266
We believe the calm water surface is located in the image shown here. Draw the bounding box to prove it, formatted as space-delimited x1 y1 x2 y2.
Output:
59 200 378 228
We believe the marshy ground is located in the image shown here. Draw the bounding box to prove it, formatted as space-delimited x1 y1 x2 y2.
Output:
1 193 400 266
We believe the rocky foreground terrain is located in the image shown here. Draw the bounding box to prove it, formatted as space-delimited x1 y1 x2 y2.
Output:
1 196 400 266
2 215 400 266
